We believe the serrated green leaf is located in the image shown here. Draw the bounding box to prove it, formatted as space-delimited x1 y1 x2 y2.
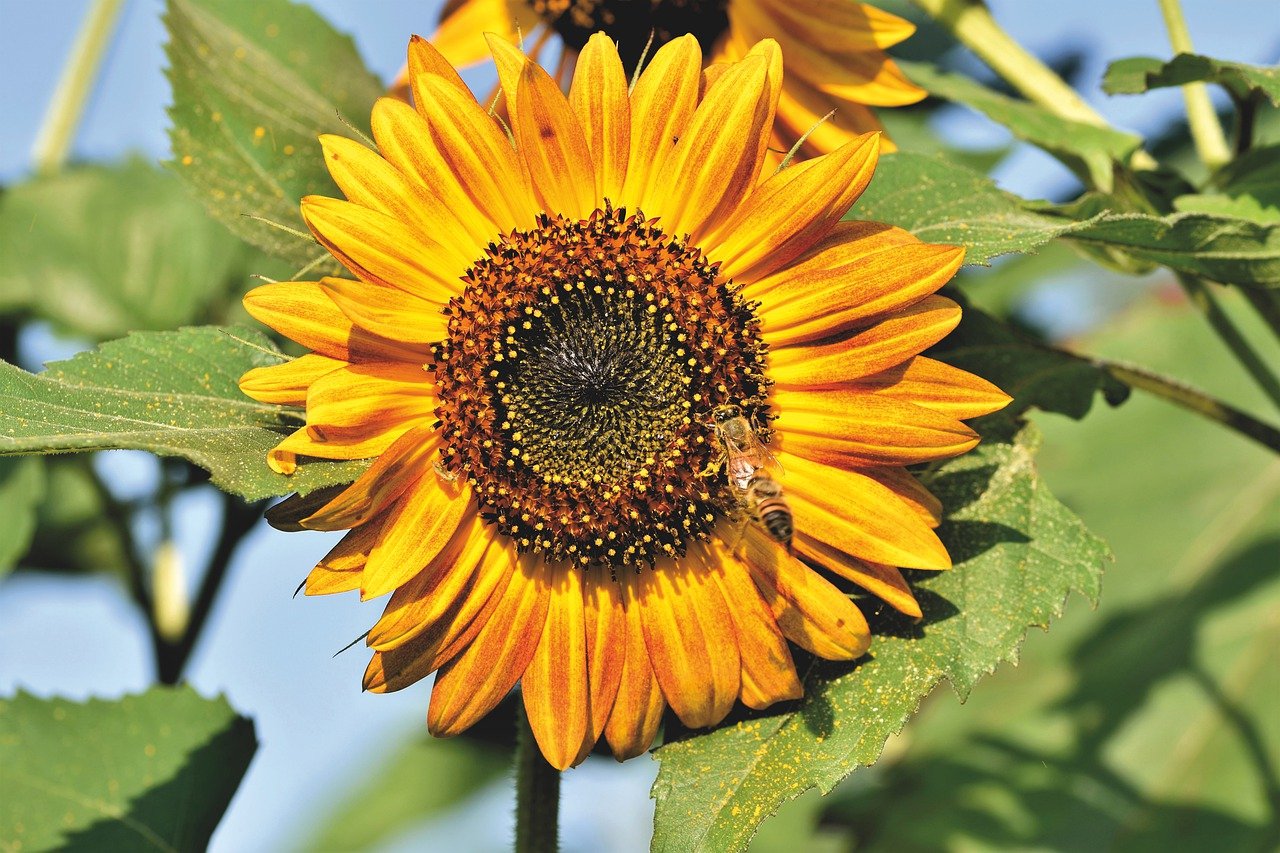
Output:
164 0 382 269
0 326 367 500
852 153 1097 264
650 419 1108 852
1062 208 1280 289
1104 54 1280 106
0 160 249 338
934 299 1130 419
0 457 44 579
303 733 509 851
899 61 1142 190
0 686 255 852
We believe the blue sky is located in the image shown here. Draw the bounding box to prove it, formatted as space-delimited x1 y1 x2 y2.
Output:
0 1 1276 850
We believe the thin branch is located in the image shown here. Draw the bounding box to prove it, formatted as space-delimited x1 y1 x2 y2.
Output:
1178 275 1280 413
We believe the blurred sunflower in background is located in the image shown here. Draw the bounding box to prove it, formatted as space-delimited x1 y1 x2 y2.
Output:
404 0 925 159
241 33 1007 770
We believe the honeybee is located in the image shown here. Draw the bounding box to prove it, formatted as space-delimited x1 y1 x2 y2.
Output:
705 404 778 493
745 473 794 552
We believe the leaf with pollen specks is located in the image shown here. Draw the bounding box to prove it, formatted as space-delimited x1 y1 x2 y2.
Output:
649 418 1108 852
0 326 368 501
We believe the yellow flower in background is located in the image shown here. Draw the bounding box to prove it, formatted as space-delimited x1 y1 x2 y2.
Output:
410 0 925 159
240 34 1007 770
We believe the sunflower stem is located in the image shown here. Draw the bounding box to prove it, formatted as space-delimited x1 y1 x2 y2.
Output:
1177 274 1280 414
30 0 126 175
1092 358 1280 454
1157 0 1232 171
907 0 1158 172
514 702 560 853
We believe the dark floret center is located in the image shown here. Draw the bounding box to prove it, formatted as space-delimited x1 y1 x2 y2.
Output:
432 206 770 568
526 0 732 70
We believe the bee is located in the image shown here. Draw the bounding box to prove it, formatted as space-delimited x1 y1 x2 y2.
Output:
744 473 793 552
704 404 778 493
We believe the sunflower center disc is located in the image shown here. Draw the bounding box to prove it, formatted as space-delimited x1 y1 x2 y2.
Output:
526 0 731 70
433 207 770 568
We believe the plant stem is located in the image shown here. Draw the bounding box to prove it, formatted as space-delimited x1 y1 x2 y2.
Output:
1156 0 1231 170
1242 289 1280 343
1177 275 1280 413
30 0 126 175
514 702 560 853
156 491 263 684
1090 358 1280 454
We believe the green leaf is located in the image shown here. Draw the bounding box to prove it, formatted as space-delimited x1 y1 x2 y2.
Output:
852 152 1097 264
1105 54 1280 106
0 457 44 578
0 326 367 500
815 293 1280 851
1174 144 1280 224
899 61 1142 190
0 160 249 338
0 686 256 852
933 299 1130 420
165 0 382 270
304 733 510 850
1061 207 1280 289
650 418 1109 852
17 457 133 577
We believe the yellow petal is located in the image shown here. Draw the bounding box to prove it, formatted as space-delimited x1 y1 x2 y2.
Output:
514 57 598 218
647 52 772 240
707 540 802 709
584 565 626 741
569 33 631 204
297 361 435 460
604 571 666 761
639 549 739 729
620 35 702 212
320 276 448 346
795 535 923 618
407 32 472 94
759 247 965 347
860 466 943 529
428 556 551 736
776 386 980 466
242 282 428 363
522 566 592 770
710 131 880 281
361 476 471 600
239 353 343 406
741 528 871 660
300 426 439 531
778 450 951 570
430 0 517 67
768 294 963 377
853 356 1012 419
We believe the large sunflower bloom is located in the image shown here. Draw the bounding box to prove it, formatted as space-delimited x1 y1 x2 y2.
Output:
411 0 924 159
241 34 1008 770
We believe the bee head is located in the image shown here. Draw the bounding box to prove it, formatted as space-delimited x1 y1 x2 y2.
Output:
710 404 743 425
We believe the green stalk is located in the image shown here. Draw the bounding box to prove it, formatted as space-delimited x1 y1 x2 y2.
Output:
31 0 127 175
1156 0 1232 170
515 702 561 853
1095 360 1280 454
1178 275 1280 413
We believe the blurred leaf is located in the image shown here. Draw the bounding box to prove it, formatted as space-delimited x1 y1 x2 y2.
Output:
165 0 382 270
304 733 509 851
952 242 1086 320
853 152 1097 264
899 61 1142 190
0 326 367 500
817 294 1280 850
0 457 44 578
933 300 1130 419
0 160 249 338
1058 205 1280 288
0 685 256 852
877 108 1010 175
1174 144 1280 224
650 418 1108 852
1105 54 1280 106
17 457 133 577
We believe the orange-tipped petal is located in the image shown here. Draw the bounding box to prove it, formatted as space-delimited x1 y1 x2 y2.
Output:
569 33 631 203
522 566 592 770
604 571 666 761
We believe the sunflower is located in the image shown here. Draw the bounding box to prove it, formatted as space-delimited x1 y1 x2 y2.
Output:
409 0 924 160
241 34 1008 770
